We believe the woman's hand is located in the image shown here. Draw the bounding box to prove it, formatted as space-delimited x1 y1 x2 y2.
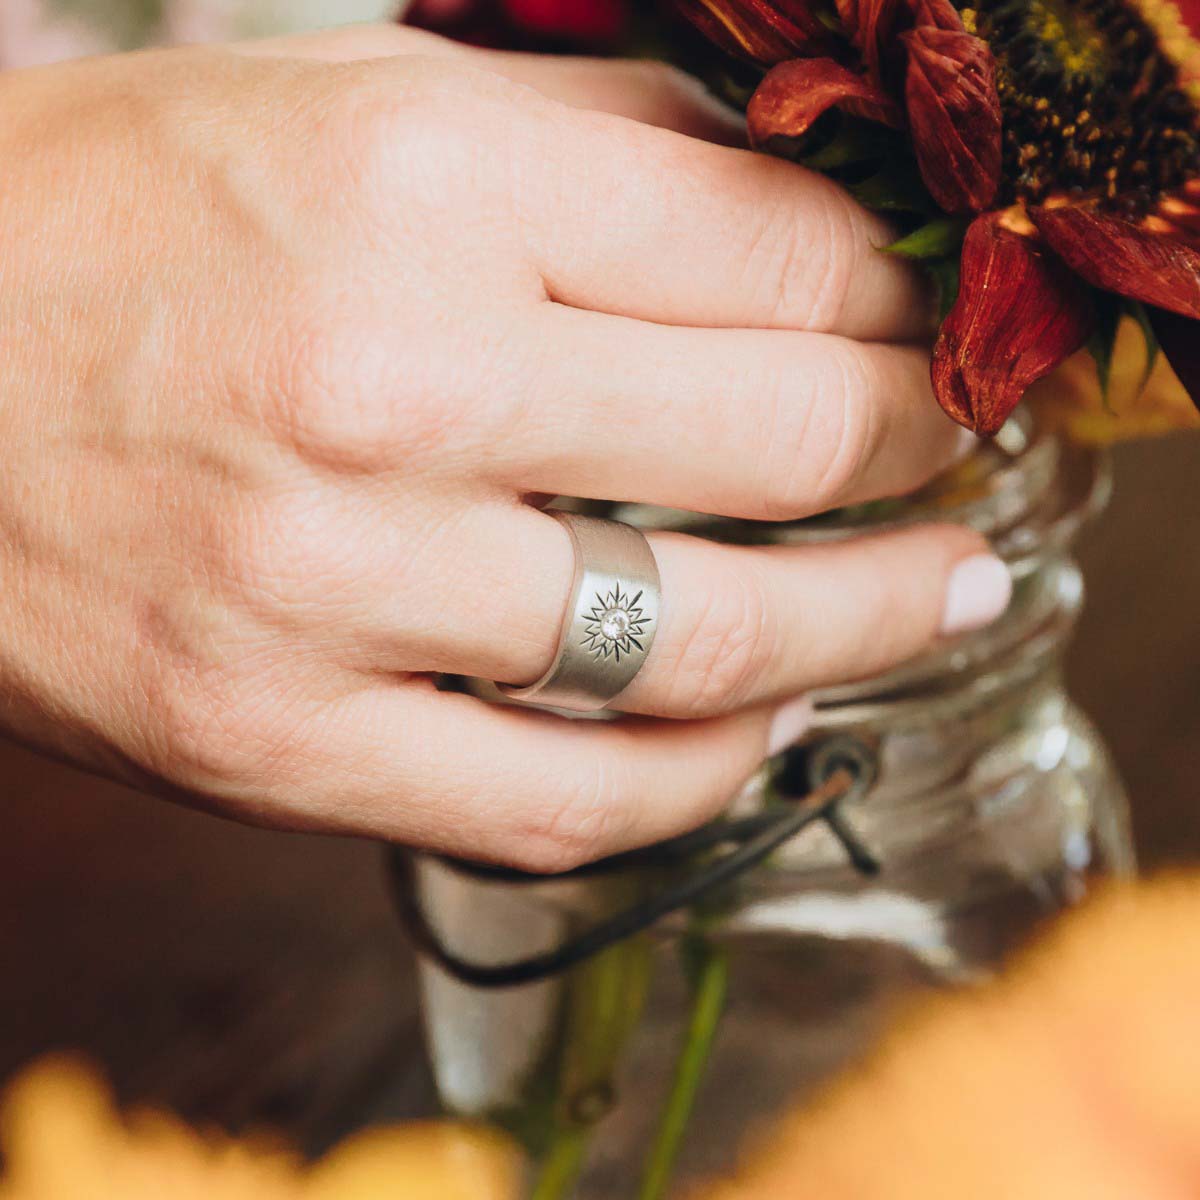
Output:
0 28 1007 869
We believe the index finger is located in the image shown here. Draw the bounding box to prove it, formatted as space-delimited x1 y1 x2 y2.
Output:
520 101 933 341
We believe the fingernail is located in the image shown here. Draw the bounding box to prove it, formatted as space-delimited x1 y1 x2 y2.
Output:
940 554 1012 635
768 695 814 757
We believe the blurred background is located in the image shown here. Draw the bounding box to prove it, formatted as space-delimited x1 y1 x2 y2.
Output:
0 0 395 65
1 0 1198 1163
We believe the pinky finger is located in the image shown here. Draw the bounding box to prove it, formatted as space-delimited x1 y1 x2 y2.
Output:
279 684 810 872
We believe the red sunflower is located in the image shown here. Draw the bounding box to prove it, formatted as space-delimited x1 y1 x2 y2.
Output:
674 0 1200 434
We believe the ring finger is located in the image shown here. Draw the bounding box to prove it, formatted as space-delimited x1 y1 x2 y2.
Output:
488 512 1011 719
310 501 1010 720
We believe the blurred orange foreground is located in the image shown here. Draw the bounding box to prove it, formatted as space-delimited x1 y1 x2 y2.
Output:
0 1057 521 1200
6 875 1200 1200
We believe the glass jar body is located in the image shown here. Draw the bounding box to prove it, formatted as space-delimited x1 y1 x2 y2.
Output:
564 677 1130 1194
408 427 1134 1198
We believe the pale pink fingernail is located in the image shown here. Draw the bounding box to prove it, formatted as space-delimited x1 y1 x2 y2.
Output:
768 695 814 757
940 554 1012 635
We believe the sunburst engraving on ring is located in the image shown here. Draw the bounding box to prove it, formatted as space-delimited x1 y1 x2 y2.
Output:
581 584 652 663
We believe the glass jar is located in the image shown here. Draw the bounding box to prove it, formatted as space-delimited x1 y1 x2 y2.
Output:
403 417 1134 1199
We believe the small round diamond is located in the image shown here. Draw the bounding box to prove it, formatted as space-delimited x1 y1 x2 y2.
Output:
599 608 631 640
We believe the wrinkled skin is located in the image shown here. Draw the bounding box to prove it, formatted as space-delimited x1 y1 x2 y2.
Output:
0 25 997 870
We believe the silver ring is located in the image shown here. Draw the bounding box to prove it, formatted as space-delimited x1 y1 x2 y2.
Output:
498 511 661 712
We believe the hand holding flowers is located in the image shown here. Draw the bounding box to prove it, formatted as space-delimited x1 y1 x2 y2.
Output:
0 26 997 869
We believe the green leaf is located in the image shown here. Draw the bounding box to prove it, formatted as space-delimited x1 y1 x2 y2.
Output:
815 5 845 32
1124 298 1161 393
924 256 961 323
800 119 901 171
707 70 758 113
846 163 936 215
883 217 969 259
1086 291 1123 409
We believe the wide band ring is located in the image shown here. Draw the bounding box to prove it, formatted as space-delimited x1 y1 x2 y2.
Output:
498 511 661 713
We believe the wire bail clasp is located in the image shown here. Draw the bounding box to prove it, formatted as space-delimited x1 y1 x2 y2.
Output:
390 733 880 989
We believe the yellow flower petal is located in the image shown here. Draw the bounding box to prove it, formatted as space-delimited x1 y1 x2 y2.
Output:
306 1124 523 1200
1028 313 1200 445
0 1059 521 1200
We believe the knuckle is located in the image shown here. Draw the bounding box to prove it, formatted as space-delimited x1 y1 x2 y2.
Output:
130 610 296 796
266 308 390 468
217 489 360 622
317 68 435 194
315 59 507 208
742 203 806 326
752 364 818 521
748 343 883 520
510 755 632 874
156 687 262 794
265 304 465 472
663 563 774 716
801 345 881 511
258 253 496 472
745 185 856 331
797 188 859 332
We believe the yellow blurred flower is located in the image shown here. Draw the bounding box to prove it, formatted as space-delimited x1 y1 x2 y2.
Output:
0 1058 521 1200
1029 315 1200 445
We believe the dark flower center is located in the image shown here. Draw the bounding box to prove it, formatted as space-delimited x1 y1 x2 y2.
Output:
961 0 1200 212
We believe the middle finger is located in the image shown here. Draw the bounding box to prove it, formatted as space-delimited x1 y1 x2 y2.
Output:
489 303 969 521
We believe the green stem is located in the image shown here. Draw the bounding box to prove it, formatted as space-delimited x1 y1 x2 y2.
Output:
527 934 655 1200
531 1127 590 1200
637 938 729 1200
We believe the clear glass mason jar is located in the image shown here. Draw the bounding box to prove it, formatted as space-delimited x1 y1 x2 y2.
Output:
403 416 1134 1199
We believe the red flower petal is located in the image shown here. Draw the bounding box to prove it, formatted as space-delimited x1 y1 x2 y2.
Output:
1161 0 1200 39
835 0 899 84
507 0 627 39
672 0 830 63
835 0 959 80
902 26 1001 213
1149 306 1200 412
933 213 1094 434
1031 204 1200 319
748 58 901 148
